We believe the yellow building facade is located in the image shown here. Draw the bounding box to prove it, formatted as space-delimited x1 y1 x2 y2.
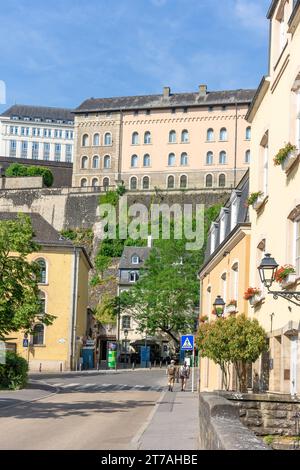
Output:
199 172 251 391
247 1 300 395
4 213 92 372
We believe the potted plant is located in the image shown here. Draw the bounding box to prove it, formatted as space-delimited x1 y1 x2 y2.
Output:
273 143 298 173
275 265 296 288
226 299 237 314
247 191 264 210
244 287 262 306
199 315 209 323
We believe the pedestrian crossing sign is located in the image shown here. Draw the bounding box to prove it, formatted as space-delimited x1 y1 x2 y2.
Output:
181 335 194 350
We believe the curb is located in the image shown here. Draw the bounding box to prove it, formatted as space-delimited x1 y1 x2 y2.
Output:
0 380 59 412
131 388 168 450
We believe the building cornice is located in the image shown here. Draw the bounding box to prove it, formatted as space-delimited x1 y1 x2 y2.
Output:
246 77 270 123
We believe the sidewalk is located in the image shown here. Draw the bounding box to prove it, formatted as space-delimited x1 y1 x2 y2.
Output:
134 386 199 450
0 380 57 410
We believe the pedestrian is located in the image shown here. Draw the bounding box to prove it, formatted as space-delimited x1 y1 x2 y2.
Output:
179 361 190 391
166 359 176 392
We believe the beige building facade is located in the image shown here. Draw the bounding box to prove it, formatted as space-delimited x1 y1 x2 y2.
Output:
247 0 300 395
72 86 255 191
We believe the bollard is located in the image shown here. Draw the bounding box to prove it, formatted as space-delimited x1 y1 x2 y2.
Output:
160 361 162 369
39 363 42 373
60 363 63 373
132 362 135 370
154 360 156 368
149 362 152 370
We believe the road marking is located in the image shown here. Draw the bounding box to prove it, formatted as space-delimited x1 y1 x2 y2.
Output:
61 383 79 388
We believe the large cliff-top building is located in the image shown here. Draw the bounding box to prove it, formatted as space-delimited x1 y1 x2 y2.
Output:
72 86 255 191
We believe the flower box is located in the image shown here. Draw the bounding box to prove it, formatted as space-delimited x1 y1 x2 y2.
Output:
281 149 299 173
226 304 237 314
281 273 297 289
252 195 265 211
249 294 263 306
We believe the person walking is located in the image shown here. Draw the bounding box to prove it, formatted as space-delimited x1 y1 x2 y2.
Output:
166 359 176 392
179 361 190 391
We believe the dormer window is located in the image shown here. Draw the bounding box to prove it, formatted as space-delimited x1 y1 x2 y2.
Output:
210 223 218 254
219 209 229 243
131 255 139 265
230 192 240 231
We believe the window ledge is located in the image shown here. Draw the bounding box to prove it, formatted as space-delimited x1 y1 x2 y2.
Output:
273 41 289 72
31 344 46 348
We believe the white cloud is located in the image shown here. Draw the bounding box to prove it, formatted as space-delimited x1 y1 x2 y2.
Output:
233 0 268 35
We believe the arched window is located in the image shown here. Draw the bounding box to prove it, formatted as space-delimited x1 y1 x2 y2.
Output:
39 291 46 316
206 151 213 165
93 133 100 146
92 155 99 169
219 173 226 187
205 174 213 188
245 150 251 164
36 259 47 284
144 131 151 144
143 154 150 167
104 133 112 146
92 178 99 188
104 155 111 169
219 128 227 141
130 177 137 190
32 324 44 346
180 175 187 189
131 155 138 167
207 128 214 141
167 175 175 189
180 152 188 166
219 151 227 165
169 130 176 143
246 126 251 140
82 134 89 147
103 177 110 190
168 153 175 166
181 130 189 143
132 132 139 145
142 176 150 190
81 178 88 188
81 156 88 169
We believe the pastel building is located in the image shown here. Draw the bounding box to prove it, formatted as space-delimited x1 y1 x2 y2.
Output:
247 0 300 394
72 86 255 190
0 105 74 163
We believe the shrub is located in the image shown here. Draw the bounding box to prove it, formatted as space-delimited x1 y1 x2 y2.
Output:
116 183 126 196
0 352 28 390
5 163 54 187
99 190 119 207
247 191 263 207
273 143 297 166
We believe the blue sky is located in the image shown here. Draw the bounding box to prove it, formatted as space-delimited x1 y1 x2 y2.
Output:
0 0 271 111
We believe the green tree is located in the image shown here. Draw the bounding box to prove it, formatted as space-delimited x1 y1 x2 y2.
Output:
5 163 54 187
94 294 117 326
0 214 55 340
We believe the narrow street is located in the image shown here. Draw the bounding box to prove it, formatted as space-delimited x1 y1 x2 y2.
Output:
0 369 199 450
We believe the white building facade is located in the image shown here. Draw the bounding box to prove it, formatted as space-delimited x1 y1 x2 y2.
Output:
0 105 74 163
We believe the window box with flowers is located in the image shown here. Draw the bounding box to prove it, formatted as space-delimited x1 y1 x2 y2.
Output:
275 265 297 289
273 143 298 173
247 192 265 211
226 300 237 314
244 287 263 306
199 315 209 324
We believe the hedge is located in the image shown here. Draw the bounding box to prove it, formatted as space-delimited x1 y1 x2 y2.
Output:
5 163 54 187
0 351 28 390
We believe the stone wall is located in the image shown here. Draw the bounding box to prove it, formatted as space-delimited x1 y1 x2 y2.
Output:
1 176 43 189
199 393 269 450
224 393 300 437
0 186 229 232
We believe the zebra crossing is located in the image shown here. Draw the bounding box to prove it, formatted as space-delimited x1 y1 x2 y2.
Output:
50 382 164 393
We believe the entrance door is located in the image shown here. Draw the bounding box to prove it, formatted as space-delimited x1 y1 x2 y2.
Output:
290 336 298 395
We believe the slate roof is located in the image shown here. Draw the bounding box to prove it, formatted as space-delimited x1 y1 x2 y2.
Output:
1 105 74 123
75 89 256 113
119 246 151 270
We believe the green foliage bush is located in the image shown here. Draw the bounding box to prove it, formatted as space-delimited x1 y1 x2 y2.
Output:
0 352 28 390
5 163 54 187
99 190 119 207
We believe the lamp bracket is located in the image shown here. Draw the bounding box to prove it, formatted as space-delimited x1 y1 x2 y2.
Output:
267 289 300 307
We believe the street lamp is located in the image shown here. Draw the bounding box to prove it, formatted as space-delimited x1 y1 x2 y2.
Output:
258 253 300 307
213 296 226 317
124 329 128 366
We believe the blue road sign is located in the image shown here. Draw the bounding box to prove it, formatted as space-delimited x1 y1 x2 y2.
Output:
181 335 194 350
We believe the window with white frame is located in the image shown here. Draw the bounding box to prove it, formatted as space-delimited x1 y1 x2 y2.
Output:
66 144 72 162
129 271 139 283
219 210 227 243
180 175 187 189
168 153 175 166
167 175 175 189
132 132 139 145
82 134 89 147
207 128 214 141
92 178 99 188
180 152 188 166
122 315 131 329
219 128 227 141
81 156 88 169
219 174 226 188
36 258 47 284
142 176 150 190
210 224 217 254
44 143 50 160
206 151 213 165
32 324 45 346
131 155 138 168
104 155 111 169
81 178 88 187
130 177 137 190
9 140 17 157
144 131 151 144
246 127 251 140
93 133 100 146
230 194 239 231
21 141 28 158
169 130 176 143
131 255 139 264
181 130 189 143
32 142 39 159
92 155 99 169
219 151 227 165
206 174 213 188
104 133 112 146
54 143 61 161
143 154 150 167
245 150 251 164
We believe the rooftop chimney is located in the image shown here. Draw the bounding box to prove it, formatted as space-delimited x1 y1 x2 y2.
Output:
198 84 207 97
163 86 171 99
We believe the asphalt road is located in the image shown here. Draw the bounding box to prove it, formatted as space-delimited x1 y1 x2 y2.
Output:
0 369 167 450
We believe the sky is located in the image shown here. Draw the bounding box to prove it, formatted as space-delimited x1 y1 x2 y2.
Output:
0 0 271 112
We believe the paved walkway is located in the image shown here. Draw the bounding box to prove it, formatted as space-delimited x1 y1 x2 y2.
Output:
134 387 199 450
0 381 57 410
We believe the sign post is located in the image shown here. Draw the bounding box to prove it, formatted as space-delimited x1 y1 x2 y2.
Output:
180 335 195 393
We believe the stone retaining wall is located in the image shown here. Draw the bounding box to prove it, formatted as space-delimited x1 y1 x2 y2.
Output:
199 393 269 450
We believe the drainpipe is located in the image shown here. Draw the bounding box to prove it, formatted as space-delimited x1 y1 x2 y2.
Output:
234 100 238 187
70 247 79 370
